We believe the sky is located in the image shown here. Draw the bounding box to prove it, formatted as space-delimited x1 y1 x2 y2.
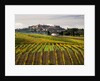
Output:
15 14 84 29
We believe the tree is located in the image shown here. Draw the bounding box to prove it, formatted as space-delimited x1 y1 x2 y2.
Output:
47 31 51 35
59 31 63 35
72 28 78 36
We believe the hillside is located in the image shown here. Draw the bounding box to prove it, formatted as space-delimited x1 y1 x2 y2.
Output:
15 24 65 34
15 32 84 65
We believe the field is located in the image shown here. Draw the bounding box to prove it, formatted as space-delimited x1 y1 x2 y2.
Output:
15 32 84 65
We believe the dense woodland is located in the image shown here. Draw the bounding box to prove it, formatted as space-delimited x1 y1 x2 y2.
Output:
58 28 84 36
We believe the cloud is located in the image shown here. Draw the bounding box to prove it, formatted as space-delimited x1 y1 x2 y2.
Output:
15 14 84 29
15 23 24 29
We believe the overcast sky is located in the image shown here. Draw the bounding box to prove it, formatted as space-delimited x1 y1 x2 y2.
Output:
15 14 84 29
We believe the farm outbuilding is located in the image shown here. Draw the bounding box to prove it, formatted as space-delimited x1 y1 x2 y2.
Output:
51 33 59 36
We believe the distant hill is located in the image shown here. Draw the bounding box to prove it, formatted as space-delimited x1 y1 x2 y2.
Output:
15 24 66 34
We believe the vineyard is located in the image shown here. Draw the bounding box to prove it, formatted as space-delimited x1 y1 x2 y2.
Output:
15 32 84 65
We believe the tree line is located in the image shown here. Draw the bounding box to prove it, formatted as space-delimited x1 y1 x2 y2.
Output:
48 28 84 36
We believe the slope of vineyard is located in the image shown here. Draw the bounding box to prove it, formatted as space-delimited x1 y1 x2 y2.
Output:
15 32 84 65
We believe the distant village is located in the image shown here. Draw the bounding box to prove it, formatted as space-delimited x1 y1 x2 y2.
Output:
15 24 84 36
